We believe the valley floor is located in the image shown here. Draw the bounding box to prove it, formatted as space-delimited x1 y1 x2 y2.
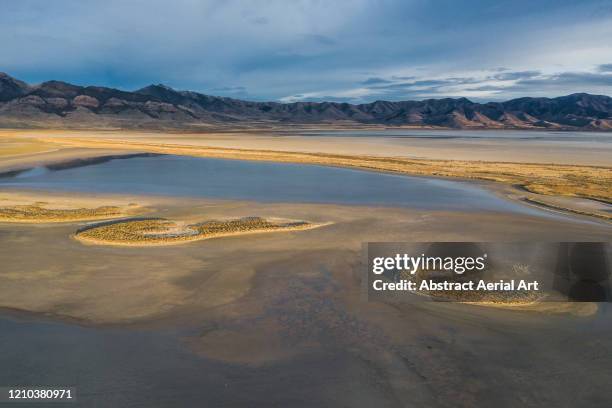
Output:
0 128 611 407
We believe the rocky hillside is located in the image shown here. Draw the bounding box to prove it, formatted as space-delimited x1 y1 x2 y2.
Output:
1 72 611 130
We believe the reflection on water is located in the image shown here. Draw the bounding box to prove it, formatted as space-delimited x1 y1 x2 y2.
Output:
0 155 546 215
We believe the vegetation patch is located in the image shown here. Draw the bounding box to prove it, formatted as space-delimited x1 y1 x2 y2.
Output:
74 216 318 246
0 204 127 222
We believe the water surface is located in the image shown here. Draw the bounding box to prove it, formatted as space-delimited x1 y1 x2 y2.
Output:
0 154 545 215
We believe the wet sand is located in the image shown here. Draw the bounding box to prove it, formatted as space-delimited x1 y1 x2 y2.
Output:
0 192 611 406
0 191 609 324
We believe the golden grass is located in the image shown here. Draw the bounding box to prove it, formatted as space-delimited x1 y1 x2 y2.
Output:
74 216 322 246
45 137 612 204
0 204 127 222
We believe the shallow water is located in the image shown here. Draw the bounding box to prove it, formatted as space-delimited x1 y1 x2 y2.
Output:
2 303 612 407
0 154 547 216
0 316 404 407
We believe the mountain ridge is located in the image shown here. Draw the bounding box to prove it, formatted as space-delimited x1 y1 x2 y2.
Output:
1 73 611 130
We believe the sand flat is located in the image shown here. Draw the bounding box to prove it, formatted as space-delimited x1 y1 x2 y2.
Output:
3 128 610 166
3 128 612 165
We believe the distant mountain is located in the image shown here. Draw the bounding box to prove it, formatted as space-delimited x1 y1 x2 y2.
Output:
1 72 611 130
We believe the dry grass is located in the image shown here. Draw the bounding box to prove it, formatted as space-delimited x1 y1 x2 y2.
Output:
0 204 126 222
74 216 320 246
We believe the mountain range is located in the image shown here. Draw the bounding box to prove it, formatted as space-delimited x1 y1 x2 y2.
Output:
1 72 611 130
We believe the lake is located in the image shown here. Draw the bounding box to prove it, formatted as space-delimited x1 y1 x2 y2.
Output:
1 154 549 216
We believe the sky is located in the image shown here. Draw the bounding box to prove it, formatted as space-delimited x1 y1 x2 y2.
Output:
2 0 612 103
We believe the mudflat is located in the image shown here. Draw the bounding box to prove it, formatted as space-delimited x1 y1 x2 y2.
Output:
0 191 608 323
1 191 610 406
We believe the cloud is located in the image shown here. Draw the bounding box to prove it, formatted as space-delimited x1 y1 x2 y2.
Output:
517 72 612 87
304 34 336 46
598 64 612 72
492 71 541 81
281 67 612 102
210 86 246 92
361 77 392 85
1 0 612 102
391 75 416 81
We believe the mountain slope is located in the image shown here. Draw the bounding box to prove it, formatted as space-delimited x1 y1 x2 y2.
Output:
1 73 611 130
